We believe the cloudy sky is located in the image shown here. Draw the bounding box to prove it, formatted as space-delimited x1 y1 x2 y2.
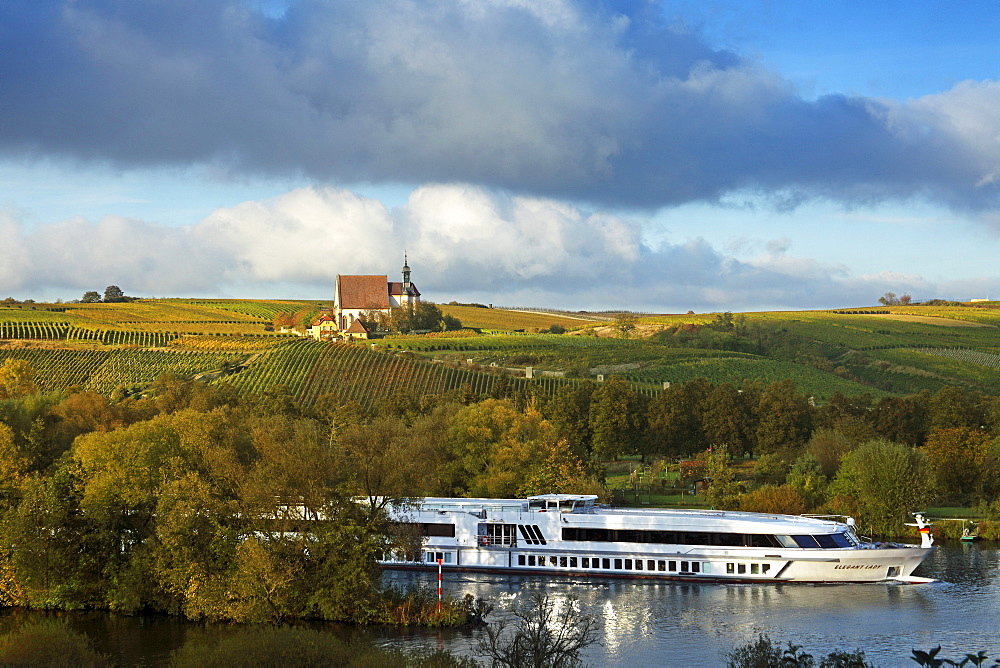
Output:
2 0 999 311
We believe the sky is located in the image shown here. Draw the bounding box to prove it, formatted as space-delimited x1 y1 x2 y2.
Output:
2 0 999 312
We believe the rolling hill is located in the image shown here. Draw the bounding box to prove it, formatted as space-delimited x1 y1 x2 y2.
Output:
1 298 999 406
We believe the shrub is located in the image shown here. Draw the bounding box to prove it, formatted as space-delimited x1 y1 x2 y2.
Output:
0 620 109 667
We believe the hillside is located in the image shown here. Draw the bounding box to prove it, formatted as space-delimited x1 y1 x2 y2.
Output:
1 299 999 405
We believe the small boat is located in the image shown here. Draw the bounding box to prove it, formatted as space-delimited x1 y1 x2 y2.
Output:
381 494 935 584
961 521 982 542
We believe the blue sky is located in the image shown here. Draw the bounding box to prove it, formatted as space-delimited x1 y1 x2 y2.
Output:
1 0 998 311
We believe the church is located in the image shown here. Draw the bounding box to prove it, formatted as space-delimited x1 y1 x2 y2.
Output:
308 256 420 339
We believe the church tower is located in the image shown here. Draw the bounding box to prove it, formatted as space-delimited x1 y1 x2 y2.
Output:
402 252 411 294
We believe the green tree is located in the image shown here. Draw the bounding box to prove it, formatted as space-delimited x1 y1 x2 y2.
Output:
754 380 812 456
81 290 101 303
701 383 754 454
103 285 126 303
873 393 929 446
922 427 994 504
929 385 987 431
588 377 646 460
546 382 596 459
829 439 934 537
646 378 712 457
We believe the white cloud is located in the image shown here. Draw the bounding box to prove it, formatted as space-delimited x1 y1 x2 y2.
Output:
4 183 994 310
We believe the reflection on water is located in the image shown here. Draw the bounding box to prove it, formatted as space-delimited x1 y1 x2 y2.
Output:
1 544 998 666
380 543 1000 666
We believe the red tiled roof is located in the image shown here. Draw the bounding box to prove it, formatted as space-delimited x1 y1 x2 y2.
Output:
388 282 421 297
337 275 390 309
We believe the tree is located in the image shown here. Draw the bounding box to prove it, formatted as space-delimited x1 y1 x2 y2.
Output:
546 382 596 459
922 427 994 504
646 379 712 457
701 383 753 454
103 285 126 303
828 439 934 537
878 292 899 306
477 591 599 668
0 359 38 400
588 377 646 460
738 484 807 515
385 301 446 332
614 312 637 338
754 380 812 456
81 291 101 303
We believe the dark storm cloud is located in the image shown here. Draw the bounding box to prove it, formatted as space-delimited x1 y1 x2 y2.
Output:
2 0 999 210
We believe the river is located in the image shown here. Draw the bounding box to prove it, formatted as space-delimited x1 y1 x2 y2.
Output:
1 542 997 666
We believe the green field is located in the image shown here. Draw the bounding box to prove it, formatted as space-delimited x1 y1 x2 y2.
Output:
2 299 999 402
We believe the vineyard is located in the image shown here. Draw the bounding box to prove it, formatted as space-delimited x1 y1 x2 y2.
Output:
3 299 1000 404
0 348 235 394
217 339 663 409
171 299 321 321
0 322 180 347
438 305 599 331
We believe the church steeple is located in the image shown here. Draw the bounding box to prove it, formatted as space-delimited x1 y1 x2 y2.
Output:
402 252 411 293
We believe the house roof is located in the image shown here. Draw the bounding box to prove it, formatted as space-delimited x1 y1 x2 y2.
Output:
337 275 390 309
388 282 421 297
345 319 369 333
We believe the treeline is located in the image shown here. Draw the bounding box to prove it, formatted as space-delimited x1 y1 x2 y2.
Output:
0 361 500 624
2 354 1000 622
541 375 1000 535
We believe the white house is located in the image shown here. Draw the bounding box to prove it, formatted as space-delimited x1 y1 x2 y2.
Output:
309 256 421 338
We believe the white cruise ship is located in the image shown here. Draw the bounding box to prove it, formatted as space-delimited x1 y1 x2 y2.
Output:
381 494 934 583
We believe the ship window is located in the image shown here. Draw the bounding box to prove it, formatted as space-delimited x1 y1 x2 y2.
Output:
714 533 743 547
444 553 453 563
680 561 689 572
528 556 536 566
691 562 700 573
529 499 545 510
726 563 735 574
647 560 655 570
602 558 611 569
635 560 643 570
669 560 677 571
624 559 633 569
738 564 746 574
792 535 821 548
702 562 711 574
614 559 623 570
751 563 759 574
518 555 525 566
748 534 782 548
560 557 568 567
775 535 799 548
831 533 853 548
762 564 770 574
815 534 839 549
570 557 577 568
658 561 666 572
582 557 590 568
